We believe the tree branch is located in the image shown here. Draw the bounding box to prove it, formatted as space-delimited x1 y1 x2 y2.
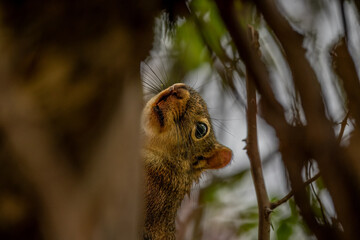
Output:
271 109 350 210
270 173 321 210
332 38 360 124
244 25 271 240
214 0 330 238
253 0 358 238
214 0 286 119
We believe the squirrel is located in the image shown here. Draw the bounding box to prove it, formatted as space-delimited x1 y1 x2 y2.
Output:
141 83 232 239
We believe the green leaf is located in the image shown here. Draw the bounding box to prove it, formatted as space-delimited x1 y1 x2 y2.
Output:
276 222 293 240
190 0 228 56
200 168 249 203
238 205 259 220
175 20 210 70
315 176 325 190
200 182 223 203
237 221 258 235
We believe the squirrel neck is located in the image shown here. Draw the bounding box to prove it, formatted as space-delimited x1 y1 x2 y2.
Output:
143 149 194 240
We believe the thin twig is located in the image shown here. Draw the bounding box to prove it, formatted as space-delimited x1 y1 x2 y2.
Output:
339 0 348 42
254 0 357 238
337 111 350 144
271 110 350 210
270 172 321 210
245 25 271 240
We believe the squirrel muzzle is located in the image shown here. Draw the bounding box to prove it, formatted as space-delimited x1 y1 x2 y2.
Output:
142 83 190 134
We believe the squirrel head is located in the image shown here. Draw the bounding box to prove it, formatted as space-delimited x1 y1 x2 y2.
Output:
142 83 232 179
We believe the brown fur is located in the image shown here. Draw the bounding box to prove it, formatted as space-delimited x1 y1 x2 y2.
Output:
141 83 232 239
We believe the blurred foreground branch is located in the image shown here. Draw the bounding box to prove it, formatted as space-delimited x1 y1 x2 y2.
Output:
0 1 161 239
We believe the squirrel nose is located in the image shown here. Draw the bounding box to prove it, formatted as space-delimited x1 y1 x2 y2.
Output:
155 83 189 105
169 83 188 92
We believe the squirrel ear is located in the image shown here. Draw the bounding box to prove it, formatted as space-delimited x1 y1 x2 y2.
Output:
205 145 232 169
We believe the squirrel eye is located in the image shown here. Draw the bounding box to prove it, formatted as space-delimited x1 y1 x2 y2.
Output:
195 122 208 139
